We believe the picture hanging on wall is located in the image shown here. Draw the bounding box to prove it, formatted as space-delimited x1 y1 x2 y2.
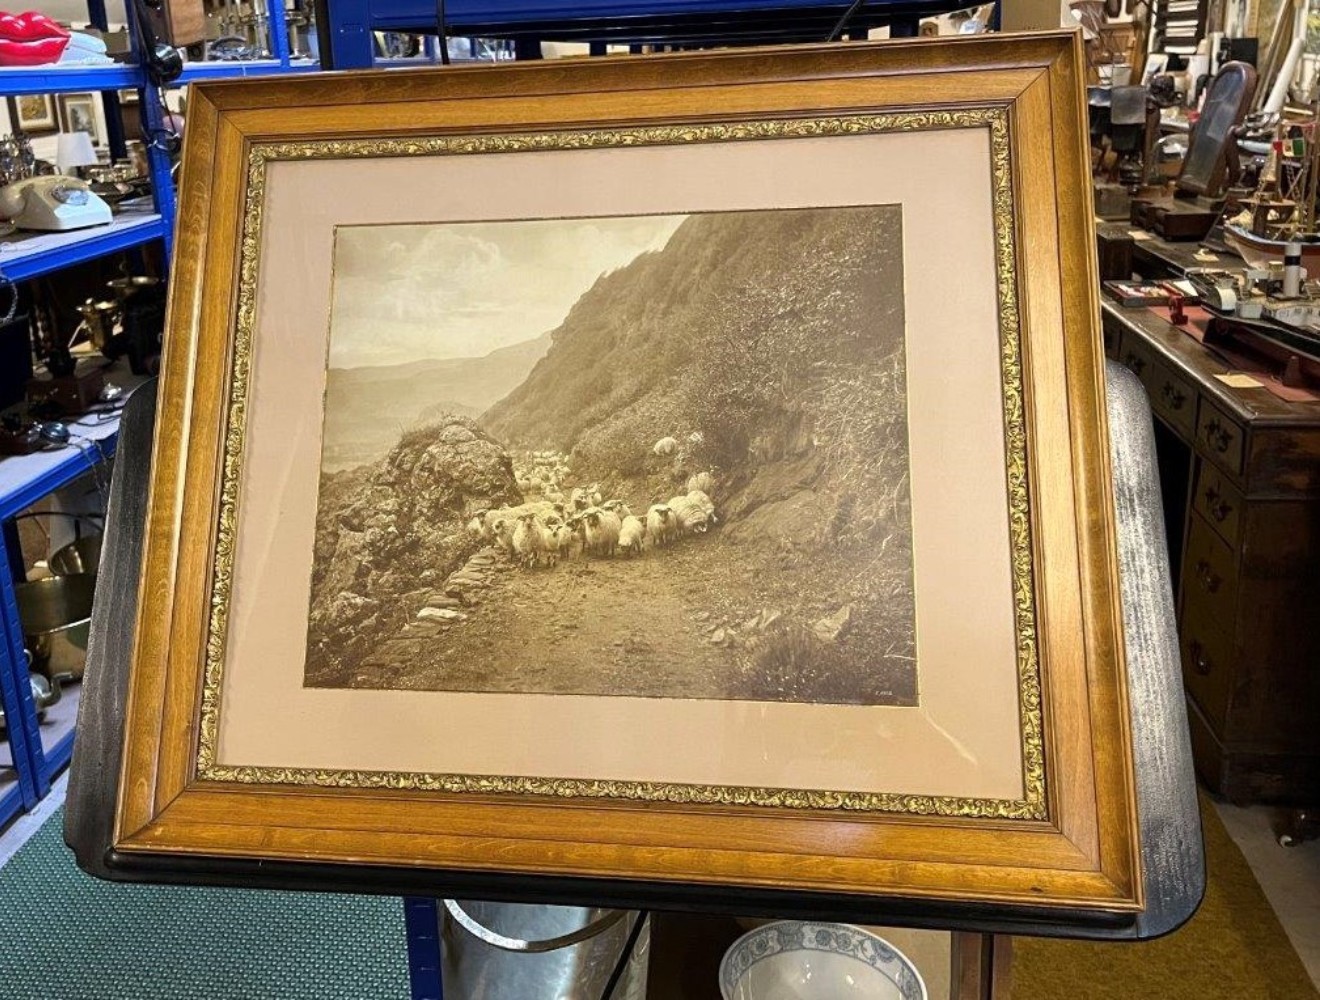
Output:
108 32 1143 915
57 93 103 146
6 94 57 135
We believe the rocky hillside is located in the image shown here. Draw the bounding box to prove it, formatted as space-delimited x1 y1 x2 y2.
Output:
305 416 521 685
482 207 907 548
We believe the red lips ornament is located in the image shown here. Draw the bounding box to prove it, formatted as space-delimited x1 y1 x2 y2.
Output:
0 12 70 65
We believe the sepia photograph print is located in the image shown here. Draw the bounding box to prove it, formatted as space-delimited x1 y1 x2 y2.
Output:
305 205 916 706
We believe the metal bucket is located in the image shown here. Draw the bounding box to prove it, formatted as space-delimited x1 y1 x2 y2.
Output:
49 534 103 576
441 900 650 1000
16 574 95 679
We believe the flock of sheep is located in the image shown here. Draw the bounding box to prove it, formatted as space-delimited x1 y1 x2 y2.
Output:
466 445 717 570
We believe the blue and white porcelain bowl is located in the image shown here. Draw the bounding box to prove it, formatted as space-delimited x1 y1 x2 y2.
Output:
719 921 927 1000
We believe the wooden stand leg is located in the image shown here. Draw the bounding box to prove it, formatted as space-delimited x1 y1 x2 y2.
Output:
952 933 1013 999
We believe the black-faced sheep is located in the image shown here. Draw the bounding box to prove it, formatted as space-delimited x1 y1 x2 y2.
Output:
512 513 549 569
581 507 621 557
685 489 716 522
668 495 710 536
491 517 516 555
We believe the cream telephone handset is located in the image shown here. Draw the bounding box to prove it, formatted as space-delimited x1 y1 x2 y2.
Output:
0 175 112 232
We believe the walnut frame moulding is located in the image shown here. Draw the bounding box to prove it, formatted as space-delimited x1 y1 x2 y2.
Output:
114 32 1142 914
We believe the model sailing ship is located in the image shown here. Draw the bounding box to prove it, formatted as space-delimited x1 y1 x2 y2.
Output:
1184 113 1320 385
1223 113 1320 272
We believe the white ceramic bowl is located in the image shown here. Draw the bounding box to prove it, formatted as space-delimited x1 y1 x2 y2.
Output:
719 921 927 1000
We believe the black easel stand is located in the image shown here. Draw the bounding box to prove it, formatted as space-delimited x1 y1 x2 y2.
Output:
63 364 1204 974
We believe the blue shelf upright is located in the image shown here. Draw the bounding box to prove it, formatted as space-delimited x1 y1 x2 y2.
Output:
0 0 322 825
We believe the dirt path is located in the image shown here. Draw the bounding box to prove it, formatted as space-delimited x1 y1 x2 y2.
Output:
357 534 746 698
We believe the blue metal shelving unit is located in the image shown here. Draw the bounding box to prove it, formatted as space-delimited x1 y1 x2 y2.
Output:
0 0 322 828
0 209 166 282
322 0 973 68
0 418 126 801
0 63 141 95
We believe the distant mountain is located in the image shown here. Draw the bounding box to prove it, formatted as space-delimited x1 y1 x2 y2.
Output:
322 331 552 471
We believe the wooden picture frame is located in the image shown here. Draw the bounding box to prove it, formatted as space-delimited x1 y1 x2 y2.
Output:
57 92 103 147
7 94 57 135
114 32 1141 914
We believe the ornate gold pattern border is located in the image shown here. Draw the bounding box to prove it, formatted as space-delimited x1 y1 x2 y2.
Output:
195 109 1047 820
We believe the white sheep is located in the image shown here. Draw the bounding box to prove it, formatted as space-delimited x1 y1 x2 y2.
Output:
652 436 678 456
668 495 709 536
686 472 713 494
646 504 678 547
491 517 516 555
539 519 564 568
686 489 716 522
466 511 488 539
602 499 633 520
552 523 579 562
618 515 646 557
581 507 621 557
512 513 550 569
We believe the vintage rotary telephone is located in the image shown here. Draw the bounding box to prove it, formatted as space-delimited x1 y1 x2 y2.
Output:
0 175 111 231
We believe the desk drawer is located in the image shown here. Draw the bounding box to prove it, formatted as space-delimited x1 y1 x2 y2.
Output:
1192 459 1244 547
1149 360 1197 438
1118 331 1157 386
1183 514 1239 627
1180 595 1235 733
1196 399 1245 476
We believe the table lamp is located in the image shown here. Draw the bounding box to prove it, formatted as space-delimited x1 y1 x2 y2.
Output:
56 131 97 176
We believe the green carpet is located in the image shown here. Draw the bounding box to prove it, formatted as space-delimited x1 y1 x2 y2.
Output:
3 795 1312 999
0 810 409 1000
1015 795 1319 1000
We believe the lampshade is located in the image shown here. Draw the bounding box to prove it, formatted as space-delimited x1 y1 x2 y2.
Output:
56 131 97 173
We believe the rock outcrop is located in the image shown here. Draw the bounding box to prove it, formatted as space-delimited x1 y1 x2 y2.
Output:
305 416 521 686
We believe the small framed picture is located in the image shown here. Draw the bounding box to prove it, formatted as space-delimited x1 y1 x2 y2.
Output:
6 94 57 135
57 93 103 146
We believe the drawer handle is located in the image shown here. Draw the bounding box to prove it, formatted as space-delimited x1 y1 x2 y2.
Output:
1189 639 1213 676
1195 558 1223 594
1204 418 1233 454
1161 381 1187 410
1202 485 1233 523
1123 352 1147 376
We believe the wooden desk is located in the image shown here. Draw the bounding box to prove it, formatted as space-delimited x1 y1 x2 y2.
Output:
1101 300 1320 806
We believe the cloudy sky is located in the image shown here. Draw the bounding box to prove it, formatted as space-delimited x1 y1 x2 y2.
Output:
327 215 685 369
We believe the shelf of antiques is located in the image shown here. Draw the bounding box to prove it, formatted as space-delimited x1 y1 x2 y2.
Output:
0 0 325 822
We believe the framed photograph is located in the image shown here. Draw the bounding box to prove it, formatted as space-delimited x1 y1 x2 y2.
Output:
57 92 103 146
115 32 1141 913
6 94 57 135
